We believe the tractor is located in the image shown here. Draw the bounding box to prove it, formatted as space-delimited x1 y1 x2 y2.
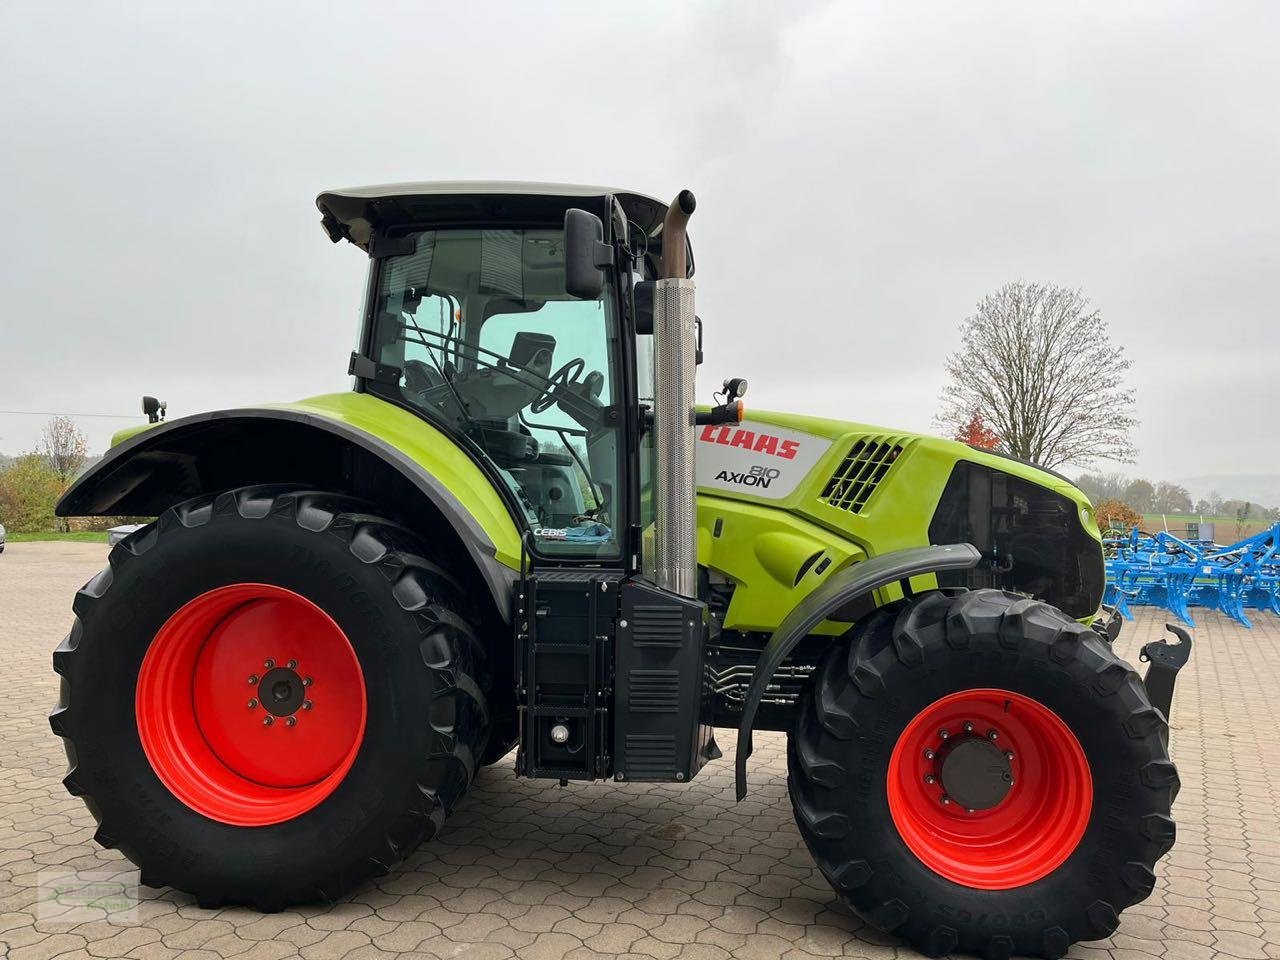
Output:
50 182 1190 958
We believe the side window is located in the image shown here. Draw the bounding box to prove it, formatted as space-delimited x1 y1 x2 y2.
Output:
369 228 623 559
479 300 619 556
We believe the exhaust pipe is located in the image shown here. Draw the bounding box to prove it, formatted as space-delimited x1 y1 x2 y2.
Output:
652 190 698 598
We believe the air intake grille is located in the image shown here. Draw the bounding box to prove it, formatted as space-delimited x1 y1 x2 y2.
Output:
624 734 677 778
628 670 680 713
820 437 905 513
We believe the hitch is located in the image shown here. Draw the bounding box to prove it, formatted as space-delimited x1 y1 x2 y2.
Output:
1139 623 1193 720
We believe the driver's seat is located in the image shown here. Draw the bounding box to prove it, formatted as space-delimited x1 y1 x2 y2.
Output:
450 331 556 420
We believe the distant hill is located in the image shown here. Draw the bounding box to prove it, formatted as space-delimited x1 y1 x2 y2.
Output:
1178 474 1280 508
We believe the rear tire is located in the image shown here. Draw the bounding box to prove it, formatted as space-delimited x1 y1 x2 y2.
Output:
788 589 1177 959
50 486 491 909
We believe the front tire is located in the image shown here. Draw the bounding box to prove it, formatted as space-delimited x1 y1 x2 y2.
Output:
788 590 1177 959
50 486 490 909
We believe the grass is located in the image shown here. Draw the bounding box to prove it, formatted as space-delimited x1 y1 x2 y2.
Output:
1140 514 1272 538
6 531 108 543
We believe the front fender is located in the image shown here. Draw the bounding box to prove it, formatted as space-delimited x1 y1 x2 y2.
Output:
734 543 980 799
58 392 524 615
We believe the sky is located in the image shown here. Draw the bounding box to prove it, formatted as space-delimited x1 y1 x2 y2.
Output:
1 0 1277 485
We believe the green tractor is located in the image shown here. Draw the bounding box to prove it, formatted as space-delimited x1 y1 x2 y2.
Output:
51 182 1189 958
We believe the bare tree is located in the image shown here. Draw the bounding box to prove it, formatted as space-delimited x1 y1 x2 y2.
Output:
39 415 89 484
936 281 1137 470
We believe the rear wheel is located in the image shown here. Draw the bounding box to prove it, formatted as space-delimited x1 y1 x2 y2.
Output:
788 590 1178 958
50 486 491 909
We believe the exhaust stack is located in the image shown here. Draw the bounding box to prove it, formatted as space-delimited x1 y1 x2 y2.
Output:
652 190 698 598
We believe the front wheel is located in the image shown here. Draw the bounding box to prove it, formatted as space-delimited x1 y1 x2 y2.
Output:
788 590 1178 959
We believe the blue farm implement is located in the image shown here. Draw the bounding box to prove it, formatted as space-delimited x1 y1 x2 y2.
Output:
1104 523 1280 627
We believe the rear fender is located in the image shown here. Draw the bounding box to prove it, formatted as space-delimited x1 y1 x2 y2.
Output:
57 394 524 617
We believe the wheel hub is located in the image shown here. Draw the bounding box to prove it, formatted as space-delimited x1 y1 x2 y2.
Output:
257 665 307 717
936 736 1012 811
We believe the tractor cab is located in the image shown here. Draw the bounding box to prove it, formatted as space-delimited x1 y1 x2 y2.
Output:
317 182 680 563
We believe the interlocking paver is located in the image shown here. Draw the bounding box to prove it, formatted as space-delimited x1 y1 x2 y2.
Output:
2 540 1278 959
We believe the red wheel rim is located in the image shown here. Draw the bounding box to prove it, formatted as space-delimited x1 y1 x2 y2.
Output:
135 584 366 826
886 688 1092 889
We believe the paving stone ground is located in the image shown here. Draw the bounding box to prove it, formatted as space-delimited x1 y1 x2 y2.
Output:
1 541 1277 960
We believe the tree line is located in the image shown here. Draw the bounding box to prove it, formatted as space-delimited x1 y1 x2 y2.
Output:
0 416 128 533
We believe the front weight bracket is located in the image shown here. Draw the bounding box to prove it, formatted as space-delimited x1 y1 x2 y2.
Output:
1139 623 1193 720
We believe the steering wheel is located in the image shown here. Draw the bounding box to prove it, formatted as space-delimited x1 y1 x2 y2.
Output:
531 358 585 413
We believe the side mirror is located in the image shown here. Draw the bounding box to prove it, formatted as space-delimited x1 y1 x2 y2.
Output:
563 208 610 300
142 395 167 424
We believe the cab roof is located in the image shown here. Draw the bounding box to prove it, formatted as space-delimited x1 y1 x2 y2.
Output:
316 180 670 251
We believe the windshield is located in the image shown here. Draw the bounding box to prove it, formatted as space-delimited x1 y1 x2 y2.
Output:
367 228 622 559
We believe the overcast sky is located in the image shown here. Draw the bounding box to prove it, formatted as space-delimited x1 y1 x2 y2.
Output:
2 1 1277 485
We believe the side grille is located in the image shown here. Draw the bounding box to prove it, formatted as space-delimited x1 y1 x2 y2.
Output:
820 437 905 513
628 670 680 713
623 734 677 778
631 604 683 647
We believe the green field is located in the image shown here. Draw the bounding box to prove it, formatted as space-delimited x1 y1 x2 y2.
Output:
5 531 108 543
1141 514 1272 538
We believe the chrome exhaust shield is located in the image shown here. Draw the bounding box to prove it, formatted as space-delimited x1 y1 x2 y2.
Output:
652 190 697 598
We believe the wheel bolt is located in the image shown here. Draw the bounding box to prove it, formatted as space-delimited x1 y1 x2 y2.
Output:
963 721 974 734
924 774 937 785
1005 750 1015 761
302 700 313 711
248 674 259 685
287 659 297 669
285 716 297 727
941 794 952 805
263 716 273 726
302 677 313 687
264 658 275 669
987 729 999 741
939 729 950 740
923 748 935 760
967 808 976 814
247 698 258 709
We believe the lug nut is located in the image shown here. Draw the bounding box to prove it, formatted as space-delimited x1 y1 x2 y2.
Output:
963 721 974 734
302 700 313 711
987 729 999 741
941 795 952 805
967 807 976 814
285 716 297 727
247 698 258 709
287 659 297 669
248 674 259 685
924 774 937 785
923 748 935 760
1005 750 1015 760
264 658 275 669
939 729 950 740
263 716 273 726
302 677 312 687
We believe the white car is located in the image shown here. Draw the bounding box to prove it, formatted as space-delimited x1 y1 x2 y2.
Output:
0 522 6 554
107 523 145 547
